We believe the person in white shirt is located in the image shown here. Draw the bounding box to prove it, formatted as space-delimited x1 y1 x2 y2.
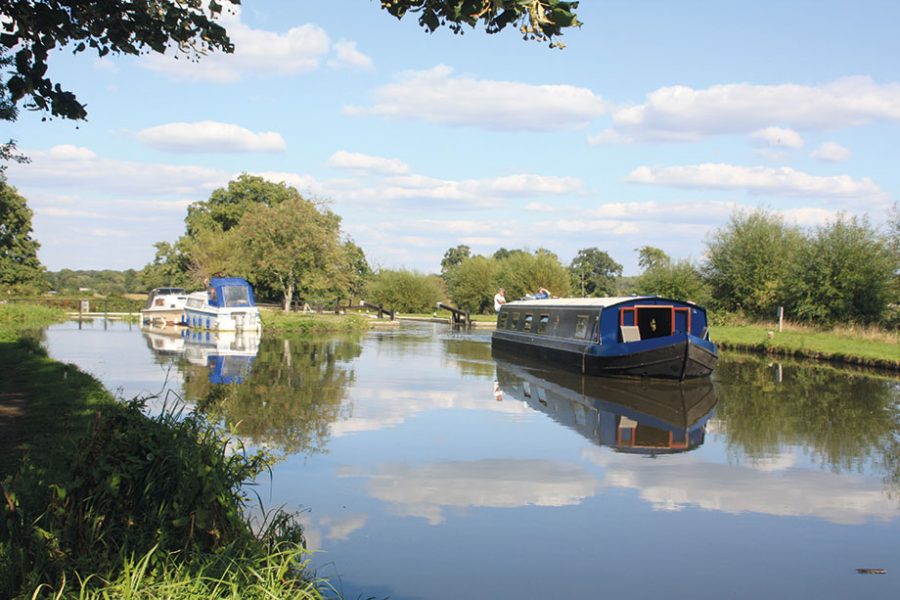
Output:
494 288 507 312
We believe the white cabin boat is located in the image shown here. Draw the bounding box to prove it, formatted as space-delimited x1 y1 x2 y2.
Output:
182 277 262 334
141 287 187 326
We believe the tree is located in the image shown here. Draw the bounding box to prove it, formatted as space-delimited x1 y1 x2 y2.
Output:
704 209 803 317
381 0 581 48
366 269 444 313
440 244 471 279
636 246 670 271
185 174 298 237
239 195 345 312
568 247 622 297
1 1 582 123
783 215 895 325
635 259 711 307
1 0 238 121
0 180 44 292
446 255 498 313
495 249 571 302
341 240 371 307
138 241 191 291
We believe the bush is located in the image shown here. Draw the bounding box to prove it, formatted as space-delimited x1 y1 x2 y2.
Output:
365 269 444 313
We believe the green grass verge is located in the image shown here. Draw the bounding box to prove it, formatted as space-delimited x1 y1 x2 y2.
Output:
0 304 324 598
261 309 370 334
711 324 899 371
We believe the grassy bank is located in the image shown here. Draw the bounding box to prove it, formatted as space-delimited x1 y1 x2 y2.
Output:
710 321 899 371
0 304 324 598
261 309 370 334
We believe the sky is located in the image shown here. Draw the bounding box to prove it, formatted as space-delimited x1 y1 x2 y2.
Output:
4 0 900 276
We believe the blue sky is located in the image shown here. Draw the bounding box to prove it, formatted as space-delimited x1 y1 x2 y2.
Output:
5 0 899 275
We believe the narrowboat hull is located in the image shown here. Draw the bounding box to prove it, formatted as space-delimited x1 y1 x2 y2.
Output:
493 354 718 454
492 330 717 380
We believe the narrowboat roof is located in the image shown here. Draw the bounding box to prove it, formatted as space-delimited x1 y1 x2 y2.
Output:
503 296 658 309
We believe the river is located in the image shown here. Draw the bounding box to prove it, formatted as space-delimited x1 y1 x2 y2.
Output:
42 319 900 599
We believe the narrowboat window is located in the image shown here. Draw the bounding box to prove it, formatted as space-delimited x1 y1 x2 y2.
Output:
574 315 590 339
510 312 520 329
523 314 533 331
537 314 550 334
497 312 508 328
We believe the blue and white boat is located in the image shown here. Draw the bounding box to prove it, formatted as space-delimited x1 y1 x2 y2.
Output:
183 329 260 384
183 277 262 334
492 296 717 379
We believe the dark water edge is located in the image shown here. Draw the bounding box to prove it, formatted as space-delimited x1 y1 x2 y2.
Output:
40 321 900 600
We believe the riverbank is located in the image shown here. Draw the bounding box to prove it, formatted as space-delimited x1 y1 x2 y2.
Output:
0 305 324 598
710 322 899 371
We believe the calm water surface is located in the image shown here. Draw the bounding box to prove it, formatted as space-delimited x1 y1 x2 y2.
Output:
43 320 900 599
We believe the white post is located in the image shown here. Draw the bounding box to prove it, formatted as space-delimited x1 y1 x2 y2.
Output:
777 306 784 333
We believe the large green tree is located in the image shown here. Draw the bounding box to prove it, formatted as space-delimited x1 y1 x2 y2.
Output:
704 209 803 317
1 1 581 123
0 180 44 292
783 215 896 325
568 247 622 297
238 195 346 312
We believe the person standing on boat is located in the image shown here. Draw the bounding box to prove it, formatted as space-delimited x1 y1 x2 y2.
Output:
494 288 507 312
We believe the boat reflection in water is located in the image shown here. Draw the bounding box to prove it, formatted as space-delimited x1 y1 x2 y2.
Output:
141 324 185 359
141 325 260 385
182 329 260 384
494 352 718 454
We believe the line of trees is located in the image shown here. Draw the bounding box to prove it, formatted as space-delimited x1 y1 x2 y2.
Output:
3 173 898 328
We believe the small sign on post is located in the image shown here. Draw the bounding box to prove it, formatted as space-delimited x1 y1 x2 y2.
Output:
80 300 90 314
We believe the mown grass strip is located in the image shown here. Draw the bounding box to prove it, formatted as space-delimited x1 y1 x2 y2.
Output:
711 323 899 371
260 309 370 334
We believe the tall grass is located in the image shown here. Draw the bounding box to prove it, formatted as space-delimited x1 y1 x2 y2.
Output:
1 393 321 598
0 303 66 341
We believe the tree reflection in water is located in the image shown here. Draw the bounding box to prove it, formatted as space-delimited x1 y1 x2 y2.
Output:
714 352 900 498
182 334 362 455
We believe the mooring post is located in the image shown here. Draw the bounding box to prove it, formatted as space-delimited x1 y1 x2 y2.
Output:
777 306 784 332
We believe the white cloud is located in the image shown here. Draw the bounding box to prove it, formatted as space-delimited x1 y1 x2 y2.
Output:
751 126 804 149
345 65 607 131
341 459 597 525
48 144 97 160
540 219 640 235
89 227 130 238
328 150 409 175
591 77 900 143
526 202 557 212
328 40 374 71
36 207 104 218
811 141 851 162
627 163 885 199
136 121 286 153
584 449 897 525
141 7 330 82
9 145 228 197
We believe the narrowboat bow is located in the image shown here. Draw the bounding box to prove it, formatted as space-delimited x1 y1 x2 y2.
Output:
491 296 717 379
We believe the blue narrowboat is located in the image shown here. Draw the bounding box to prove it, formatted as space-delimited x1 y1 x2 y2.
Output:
183 277 262 334
494 355 717 454
491 296 717 379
